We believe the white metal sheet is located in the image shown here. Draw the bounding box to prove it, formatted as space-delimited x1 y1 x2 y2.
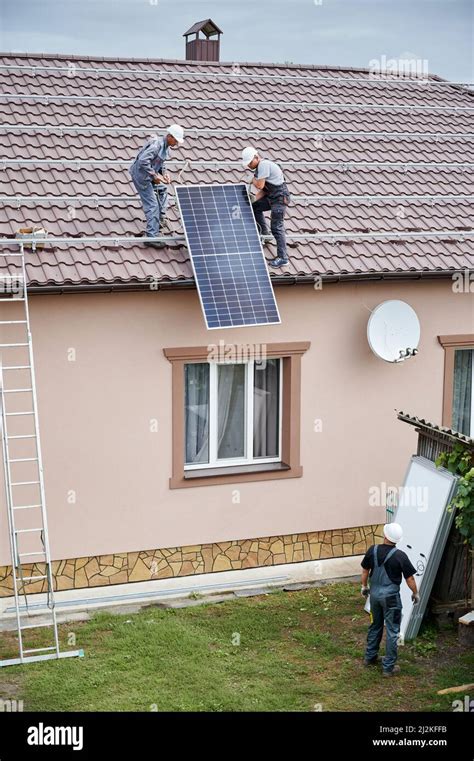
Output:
395 456 458 640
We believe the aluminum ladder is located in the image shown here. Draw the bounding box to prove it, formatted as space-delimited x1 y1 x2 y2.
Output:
0 245 83 666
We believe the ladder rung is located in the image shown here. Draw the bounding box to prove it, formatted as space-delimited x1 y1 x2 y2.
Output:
0 342 29 347
0 651 84 667
23 647 56 654
18 551 46 557
6 411 34 416
4 388 33 394
0 298 26 302
3 365 31 370
12 480 40 485
10 457 38 462
0 320 27 325
15 527 43 533
8 434 36 439
20 622 53 630
13 504 42 510
17 574 47 582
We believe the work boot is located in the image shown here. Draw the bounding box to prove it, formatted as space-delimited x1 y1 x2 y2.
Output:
382 665 401 677
268 256 289 268
364 657 379 667
143 239 166 249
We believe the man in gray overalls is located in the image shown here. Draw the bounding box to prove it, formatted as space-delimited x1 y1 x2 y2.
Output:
361 522 419 676
130 125 184 248
241 147 291 268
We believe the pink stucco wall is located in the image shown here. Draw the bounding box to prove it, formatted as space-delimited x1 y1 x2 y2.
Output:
0 279 472 565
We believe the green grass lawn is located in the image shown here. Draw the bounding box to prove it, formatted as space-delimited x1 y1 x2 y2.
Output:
0 582 472 712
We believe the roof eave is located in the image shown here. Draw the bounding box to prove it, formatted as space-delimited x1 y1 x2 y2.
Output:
25 268 465 295
397 410 474 447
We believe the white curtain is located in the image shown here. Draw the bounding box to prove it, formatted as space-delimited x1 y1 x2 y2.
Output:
185 363 209 464
253 359 279 458
453 349 472 435
218 364 245 459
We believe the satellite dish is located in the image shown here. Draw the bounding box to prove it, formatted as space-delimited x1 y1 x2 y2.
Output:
367 300 420 363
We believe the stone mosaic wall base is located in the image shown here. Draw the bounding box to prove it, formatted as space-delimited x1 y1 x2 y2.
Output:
0 524 384 597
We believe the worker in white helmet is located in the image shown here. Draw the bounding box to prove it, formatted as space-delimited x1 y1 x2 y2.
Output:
241 146 291 268
130 125 185 248
361 522 419 676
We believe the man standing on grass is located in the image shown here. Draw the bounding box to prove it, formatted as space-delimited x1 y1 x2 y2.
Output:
361 522 419 677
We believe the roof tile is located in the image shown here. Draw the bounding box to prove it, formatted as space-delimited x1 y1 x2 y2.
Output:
0 54 472 285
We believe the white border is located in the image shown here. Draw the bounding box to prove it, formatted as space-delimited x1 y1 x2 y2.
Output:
185 358 283 470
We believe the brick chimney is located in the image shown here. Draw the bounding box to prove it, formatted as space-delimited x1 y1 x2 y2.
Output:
183 19 222 62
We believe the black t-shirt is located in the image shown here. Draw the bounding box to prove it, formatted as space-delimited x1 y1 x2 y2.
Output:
361 544 417 586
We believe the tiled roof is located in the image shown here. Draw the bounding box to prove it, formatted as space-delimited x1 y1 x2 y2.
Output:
0 52 473 288
397 411 474 446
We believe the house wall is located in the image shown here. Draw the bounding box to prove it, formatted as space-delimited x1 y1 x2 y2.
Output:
0 278 472 593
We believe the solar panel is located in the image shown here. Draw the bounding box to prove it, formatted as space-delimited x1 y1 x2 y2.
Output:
175 183 281 329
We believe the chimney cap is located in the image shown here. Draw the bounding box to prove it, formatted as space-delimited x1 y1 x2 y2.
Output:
183 19 223 38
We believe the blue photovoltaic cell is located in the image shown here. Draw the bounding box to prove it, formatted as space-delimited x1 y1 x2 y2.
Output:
175 184 281 329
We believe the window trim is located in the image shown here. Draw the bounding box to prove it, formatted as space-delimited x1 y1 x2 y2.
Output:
184 359 283 470
164 342 310 488
438 334 474 429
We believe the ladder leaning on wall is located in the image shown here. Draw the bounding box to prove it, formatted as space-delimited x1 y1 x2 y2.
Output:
0 244 83 667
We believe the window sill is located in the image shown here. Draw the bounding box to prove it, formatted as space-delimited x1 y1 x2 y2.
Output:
170 461 302 489
185 461 290 479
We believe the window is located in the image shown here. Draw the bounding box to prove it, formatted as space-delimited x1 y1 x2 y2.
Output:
164 342 310 488
438 335 474 435
453 349 473 436
185 359 281 470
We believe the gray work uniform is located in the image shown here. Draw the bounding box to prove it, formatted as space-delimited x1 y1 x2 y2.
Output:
251 159 291 260
129 136 170 237
365 546 403 673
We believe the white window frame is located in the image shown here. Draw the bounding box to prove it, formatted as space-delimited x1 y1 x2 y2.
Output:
470 351 474 437
471 368 474 437
454 348 474 436
185 359 283 470
451 346 474 436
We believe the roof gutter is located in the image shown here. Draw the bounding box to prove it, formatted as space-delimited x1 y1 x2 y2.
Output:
25 268 467 295
272 269 465 285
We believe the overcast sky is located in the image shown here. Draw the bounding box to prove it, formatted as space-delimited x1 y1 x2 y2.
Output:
0 0 472 81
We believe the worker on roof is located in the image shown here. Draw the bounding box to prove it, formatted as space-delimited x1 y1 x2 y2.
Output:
361 522 419 677
241 146 291 268
130 125 184 249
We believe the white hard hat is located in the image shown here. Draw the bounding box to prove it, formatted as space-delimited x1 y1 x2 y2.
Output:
242 146 258 168
383 522 403 543
167 124 184 144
